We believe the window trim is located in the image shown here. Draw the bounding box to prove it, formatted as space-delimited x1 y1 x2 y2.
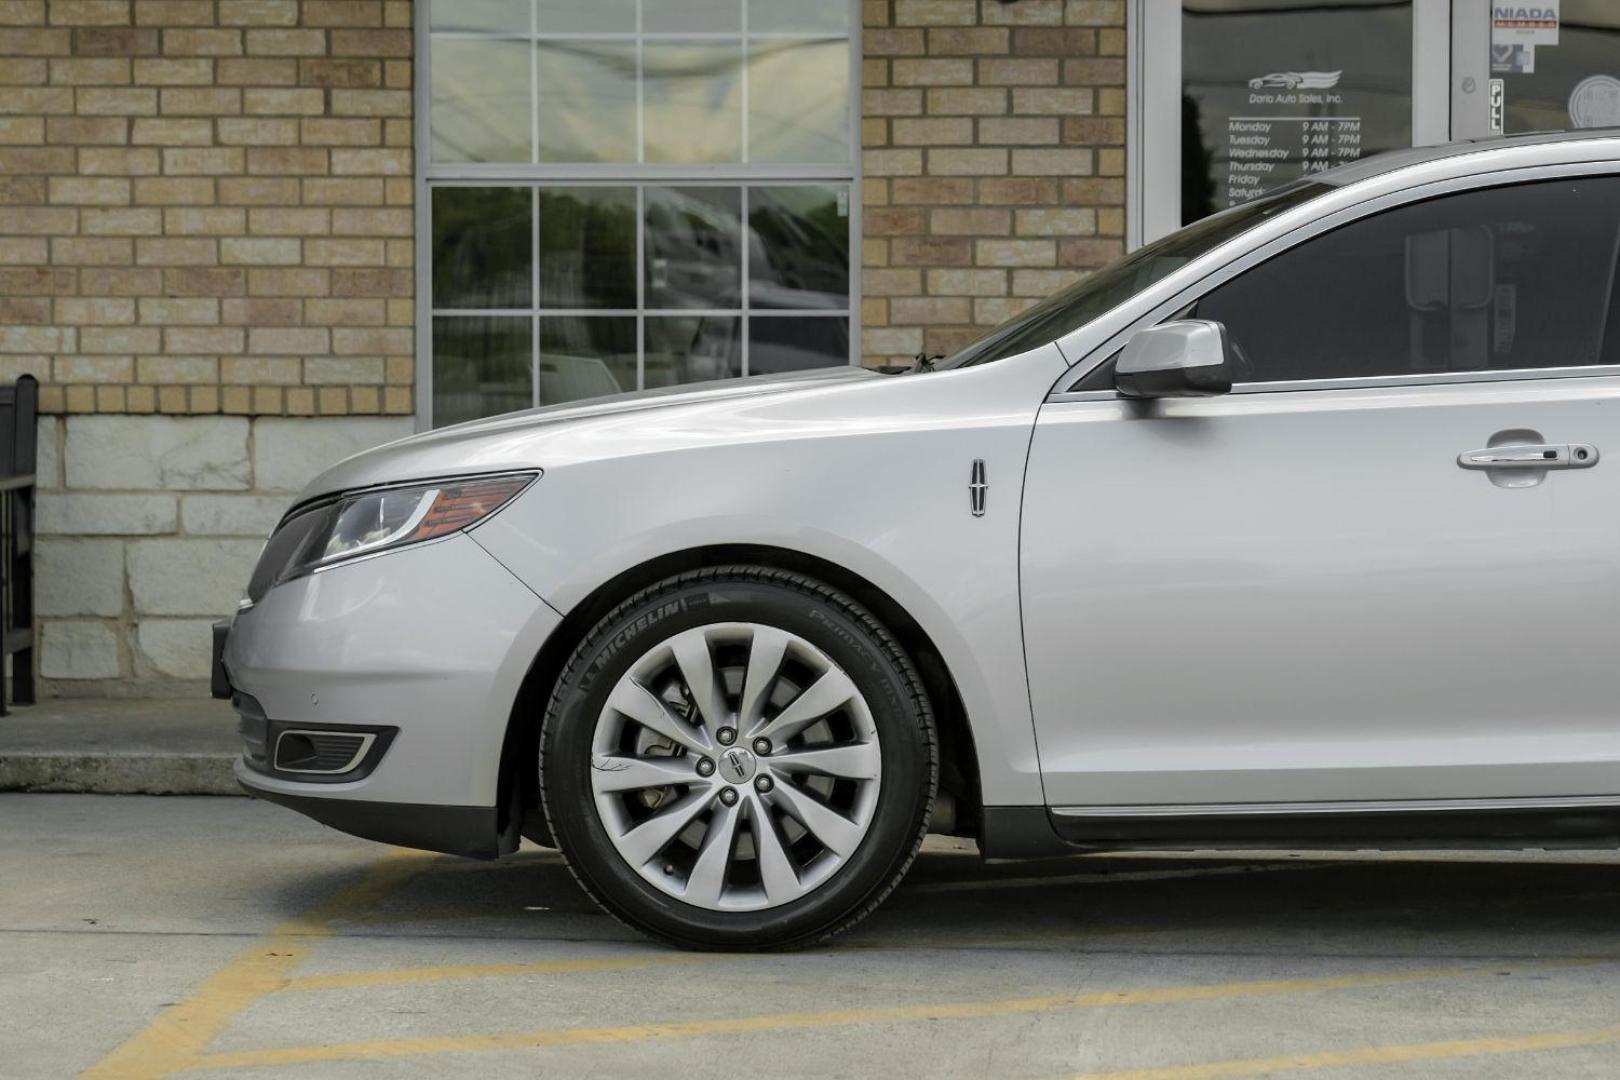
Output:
1049 160 1620 402
412 1 863 432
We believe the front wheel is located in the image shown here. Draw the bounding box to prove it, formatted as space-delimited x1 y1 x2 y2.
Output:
540 566 937 950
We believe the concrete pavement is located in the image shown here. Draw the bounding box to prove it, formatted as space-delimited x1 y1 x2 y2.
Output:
5 794 1620 1078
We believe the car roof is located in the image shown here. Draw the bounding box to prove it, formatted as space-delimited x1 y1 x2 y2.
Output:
1317 128 1620 187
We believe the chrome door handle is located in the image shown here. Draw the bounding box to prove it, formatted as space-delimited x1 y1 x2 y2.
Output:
1457 443 1599 470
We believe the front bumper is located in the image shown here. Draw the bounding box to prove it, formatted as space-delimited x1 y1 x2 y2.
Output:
217 532 562 850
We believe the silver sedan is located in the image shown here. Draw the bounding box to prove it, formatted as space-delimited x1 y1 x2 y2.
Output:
219 131 1620 948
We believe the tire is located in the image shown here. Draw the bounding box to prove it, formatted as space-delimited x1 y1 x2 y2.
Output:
540 565 937 950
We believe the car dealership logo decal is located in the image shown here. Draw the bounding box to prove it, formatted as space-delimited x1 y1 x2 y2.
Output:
1248 71 1341 91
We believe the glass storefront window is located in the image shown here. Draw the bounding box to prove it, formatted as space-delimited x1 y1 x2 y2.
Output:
1180 0 1413 224
430 183 853 419
426 0 855 168
424 0 856 426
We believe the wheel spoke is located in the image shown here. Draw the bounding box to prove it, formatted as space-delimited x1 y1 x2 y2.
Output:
739 626 790 733
608 679 709 755
751 666 858 745
751 801 801 904
590 753 700 794
769 780 864 857
767 741 880 781
670 630 730 741
683 798 741 907
615 789 714 866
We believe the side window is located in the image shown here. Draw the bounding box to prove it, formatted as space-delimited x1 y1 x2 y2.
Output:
1193 177 1620 383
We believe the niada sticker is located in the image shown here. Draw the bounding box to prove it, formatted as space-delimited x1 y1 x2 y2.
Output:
1569 75 1620 128
1492 3 1559 47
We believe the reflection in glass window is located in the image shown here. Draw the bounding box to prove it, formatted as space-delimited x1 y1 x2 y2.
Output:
537 0 634 33
425 3 857 426
433 317 533 426
644 0 741 33
646 317 743 387
749 186 850 309
430 38 531 164
432 187 531 310
540 317 637 404
645 187 743 310
644 43 744 163
749 317 849 375
539 188 636 310
747 39 851 163
749 0 849 34
429 0 529 34
536 42 637 163
1194 178 1620 382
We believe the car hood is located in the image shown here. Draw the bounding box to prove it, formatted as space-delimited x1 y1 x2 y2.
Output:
299 366 886 502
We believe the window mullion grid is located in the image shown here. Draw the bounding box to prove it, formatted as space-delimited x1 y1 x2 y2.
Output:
740 0 750 167
741 184 751 377
636 184 646 391
531 184 540 409
528 0 538 165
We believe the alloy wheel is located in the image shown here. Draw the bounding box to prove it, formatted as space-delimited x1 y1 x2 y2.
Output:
588 622 883 911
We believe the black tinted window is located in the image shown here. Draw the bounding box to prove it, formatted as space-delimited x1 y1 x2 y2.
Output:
940 181 1327 369
1194 177 1620 382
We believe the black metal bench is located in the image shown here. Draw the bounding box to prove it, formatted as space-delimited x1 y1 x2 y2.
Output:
0 374 37 713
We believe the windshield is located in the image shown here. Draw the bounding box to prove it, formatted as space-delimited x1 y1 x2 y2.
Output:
935 180 1329 369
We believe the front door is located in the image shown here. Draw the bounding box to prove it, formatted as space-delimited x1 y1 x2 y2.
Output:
1022 171 1620 809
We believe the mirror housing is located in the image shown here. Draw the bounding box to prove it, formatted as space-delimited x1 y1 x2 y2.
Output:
1114 319 1234 399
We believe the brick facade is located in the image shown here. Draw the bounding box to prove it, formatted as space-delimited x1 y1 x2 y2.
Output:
860 0 1126 367
0 0 415 419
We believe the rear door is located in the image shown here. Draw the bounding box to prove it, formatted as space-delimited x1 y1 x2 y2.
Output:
1022 171 1620 810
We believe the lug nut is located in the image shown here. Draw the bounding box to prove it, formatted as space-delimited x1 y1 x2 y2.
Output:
752 737 771 755
716 727 737 746
719 787 739 806
754 775 774 794
695 757 715 777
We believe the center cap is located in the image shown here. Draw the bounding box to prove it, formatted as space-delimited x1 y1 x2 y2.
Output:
717 746 757 784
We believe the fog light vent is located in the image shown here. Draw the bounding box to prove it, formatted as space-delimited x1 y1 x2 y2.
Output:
273 730 374 775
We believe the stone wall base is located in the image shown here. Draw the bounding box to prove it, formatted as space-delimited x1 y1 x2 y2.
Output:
34 413 413 692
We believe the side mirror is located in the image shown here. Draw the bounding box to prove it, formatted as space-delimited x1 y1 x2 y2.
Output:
1114 319 1234 399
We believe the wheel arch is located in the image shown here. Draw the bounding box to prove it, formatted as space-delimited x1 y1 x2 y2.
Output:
497 543 984 850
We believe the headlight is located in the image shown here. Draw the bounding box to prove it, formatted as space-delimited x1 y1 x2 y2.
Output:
243 472 535 605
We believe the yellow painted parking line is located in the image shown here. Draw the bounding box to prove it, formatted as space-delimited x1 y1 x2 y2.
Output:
284 954 696 991
1061 1023 1620 1079
80 851 435 1080
185 963 1550 1072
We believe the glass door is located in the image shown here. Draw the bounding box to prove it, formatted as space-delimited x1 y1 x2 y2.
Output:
1482 1 1620 134
1133 0 1451 244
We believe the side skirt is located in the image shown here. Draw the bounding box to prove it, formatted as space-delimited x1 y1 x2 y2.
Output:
1049 796 1620 852
980 798 1620 859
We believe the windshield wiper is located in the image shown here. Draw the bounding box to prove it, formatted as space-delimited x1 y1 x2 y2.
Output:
910 352 941 373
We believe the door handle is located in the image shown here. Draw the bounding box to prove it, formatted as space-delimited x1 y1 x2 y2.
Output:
1457 443 1599 470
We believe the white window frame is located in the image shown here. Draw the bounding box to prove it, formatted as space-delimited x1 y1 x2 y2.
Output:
411 0 863 432
1126 0 1459 250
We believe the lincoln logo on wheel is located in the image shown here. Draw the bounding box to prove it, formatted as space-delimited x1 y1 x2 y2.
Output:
721 749 750 782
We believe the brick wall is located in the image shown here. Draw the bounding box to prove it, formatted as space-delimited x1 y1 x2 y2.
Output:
0 0 419 692
860 0 1126 366
0 0 415 419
